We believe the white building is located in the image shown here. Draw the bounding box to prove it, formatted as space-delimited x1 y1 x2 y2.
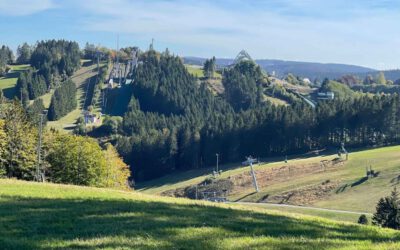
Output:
317 91 335 100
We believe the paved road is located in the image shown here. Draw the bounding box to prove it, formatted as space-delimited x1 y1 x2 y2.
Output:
229 201 372 215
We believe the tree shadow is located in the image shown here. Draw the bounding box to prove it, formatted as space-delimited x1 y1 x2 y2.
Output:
0 195 399 249
390 175 400 185
2 87 16 99
336 184 349 193
235 191 257 202
351 177 369 187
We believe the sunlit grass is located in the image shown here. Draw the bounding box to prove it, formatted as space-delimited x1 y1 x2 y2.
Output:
138 145 400 217
1 179 399 249
47 62 102 132
185 64 222 79
0 64 31 98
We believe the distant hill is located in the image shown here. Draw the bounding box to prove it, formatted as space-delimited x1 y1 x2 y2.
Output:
183 57 378 80
357 69 400 82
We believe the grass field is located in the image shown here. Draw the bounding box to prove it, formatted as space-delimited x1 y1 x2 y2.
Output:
233 203 370 223
1 179 399 249
0 64 31 98
138 145 400 220
185 64 222 79
264 95 289 106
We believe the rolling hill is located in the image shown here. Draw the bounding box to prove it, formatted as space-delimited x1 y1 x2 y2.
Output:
137 145 400 223
1 179 400 249
184 57 376 80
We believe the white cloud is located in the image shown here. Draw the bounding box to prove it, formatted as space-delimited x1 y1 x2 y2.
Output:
0 0 55 16
2 0 398 69
68 0 399 69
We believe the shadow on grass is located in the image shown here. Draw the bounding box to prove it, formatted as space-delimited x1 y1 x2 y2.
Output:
2 87 16 99
0 195 399 249
351 177 369 187
235 191 257 202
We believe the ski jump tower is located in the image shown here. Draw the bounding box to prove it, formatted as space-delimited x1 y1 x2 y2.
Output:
232 50 254 66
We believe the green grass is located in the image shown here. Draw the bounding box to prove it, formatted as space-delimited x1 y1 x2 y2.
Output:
38 90 54 108
233 203 370 223
137 154 335 194
1 179 400 249
185 64 222 79
47 62 101 131
0 64 31 98
264 95 289 106
138 145 400 218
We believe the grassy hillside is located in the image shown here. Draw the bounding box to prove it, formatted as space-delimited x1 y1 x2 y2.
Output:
0 64 31 98
138 146 400 217
1 179 400 249
185 64 222 79
47 62 102 131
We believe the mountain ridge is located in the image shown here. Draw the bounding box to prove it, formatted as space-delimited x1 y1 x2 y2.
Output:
183 56 400 80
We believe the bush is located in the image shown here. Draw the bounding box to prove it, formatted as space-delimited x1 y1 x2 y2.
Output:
358 214 368 225
45 132 130 189
102 116 122 134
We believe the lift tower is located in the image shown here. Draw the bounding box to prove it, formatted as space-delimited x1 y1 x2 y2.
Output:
244 156 259 192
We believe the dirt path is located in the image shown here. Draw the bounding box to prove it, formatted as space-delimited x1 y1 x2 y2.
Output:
231 201 372 215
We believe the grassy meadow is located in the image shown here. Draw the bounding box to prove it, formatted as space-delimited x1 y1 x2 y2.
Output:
138 145 400 220
1 179 400 249
185 64 222 79
0 64 31 98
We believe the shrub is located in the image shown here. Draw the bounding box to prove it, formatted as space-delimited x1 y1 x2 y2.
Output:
358 214 368 225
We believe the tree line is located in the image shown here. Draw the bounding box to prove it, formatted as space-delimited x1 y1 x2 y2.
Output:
93 50 400 182
0 97 130 189
12 40 82 121
48 79 77 121
0 45 14 76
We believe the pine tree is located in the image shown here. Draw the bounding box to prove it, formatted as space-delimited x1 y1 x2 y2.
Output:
373 187 400 229
16 42 32 64
48 80 77 121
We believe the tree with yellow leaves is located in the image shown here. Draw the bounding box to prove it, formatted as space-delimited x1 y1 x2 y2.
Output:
103 143 131 189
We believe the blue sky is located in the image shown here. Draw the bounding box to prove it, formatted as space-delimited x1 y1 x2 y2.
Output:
0 0 399 69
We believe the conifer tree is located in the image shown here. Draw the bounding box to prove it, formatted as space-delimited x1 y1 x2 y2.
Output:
373 188 400 229
48 80 77 121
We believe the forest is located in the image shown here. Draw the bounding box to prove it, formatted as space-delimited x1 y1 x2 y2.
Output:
0 40 129 189
2 40 400 184
93 50 400 181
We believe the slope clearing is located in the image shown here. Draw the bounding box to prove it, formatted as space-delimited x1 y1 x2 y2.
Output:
47 62 102 131
1 179 399 249
138 145 400 219
0 64 31 98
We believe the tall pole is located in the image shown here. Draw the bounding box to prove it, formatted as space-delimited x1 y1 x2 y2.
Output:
96 50 100 75
247 156 259 193
216 153 219 173
250 161 259 192
116 35 120 86
36 112 46 182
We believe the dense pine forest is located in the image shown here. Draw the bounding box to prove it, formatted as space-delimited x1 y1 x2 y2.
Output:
91 50 400 181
